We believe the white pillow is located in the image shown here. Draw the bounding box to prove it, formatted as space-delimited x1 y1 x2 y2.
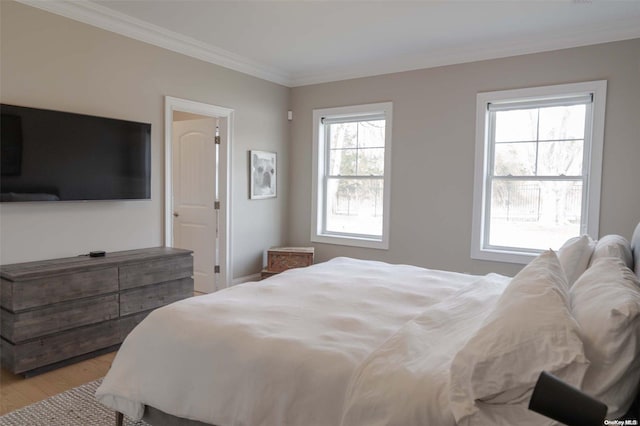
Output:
449 250 589 425
589 234 633 269
570 257 640 419
558 234 595 286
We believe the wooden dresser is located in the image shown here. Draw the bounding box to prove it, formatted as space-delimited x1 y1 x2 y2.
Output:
0 247 193 376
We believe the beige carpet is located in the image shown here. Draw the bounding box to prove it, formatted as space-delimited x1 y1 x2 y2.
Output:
0 378 149 426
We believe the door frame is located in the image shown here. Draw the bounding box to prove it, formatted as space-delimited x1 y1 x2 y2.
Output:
164 96 234 289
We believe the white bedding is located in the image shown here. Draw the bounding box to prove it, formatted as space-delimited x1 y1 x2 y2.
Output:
96 257 510 425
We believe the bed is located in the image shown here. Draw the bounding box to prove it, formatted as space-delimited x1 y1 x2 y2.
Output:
97 222 640 426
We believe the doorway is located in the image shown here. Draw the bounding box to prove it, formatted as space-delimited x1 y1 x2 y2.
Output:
164 97 233 292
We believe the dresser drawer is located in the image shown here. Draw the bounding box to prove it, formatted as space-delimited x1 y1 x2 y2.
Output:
119 255 193 290
120 277 193 316
1 319 120 374
1 293 119 343
118 310 153 340
1 267 118 312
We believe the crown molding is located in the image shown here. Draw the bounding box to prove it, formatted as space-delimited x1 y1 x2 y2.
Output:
15 0 293 87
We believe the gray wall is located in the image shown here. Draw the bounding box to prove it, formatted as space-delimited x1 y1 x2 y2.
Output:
289 39 640 277
2 1 638 279
0 2 290 279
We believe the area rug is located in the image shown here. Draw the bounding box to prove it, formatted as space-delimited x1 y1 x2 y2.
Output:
0 378 150 426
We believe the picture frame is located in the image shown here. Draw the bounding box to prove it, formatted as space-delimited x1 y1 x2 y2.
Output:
250 150 276 199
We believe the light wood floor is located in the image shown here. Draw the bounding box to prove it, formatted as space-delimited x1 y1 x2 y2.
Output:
0 351 117 415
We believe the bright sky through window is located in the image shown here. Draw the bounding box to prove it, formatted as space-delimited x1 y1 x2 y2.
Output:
325 120 385 237
489 104 586 250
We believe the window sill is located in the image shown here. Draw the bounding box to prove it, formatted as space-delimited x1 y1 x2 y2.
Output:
311 233 388 250
470 247 539 265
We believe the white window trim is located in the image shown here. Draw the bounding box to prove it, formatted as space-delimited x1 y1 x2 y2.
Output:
311 102 393 249
471 81 607 264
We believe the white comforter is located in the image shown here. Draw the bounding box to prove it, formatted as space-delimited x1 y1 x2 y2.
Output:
96 257 510 425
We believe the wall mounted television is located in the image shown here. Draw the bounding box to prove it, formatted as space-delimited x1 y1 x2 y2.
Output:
0 104 151 202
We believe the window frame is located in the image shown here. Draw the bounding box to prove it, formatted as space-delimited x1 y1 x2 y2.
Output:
471 81 607 264
311 102 393 249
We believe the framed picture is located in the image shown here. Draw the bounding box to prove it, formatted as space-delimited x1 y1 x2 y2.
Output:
250 150 276 199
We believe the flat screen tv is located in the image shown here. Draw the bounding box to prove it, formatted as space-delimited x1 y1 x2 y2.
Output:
1 104 151 202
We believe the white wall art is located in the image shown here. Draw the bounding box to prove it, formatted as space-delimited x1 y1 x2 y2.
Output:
250 150 276 199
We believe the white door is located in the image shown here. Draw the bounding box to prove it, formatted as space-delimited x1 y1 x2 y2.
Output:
172 118 217 293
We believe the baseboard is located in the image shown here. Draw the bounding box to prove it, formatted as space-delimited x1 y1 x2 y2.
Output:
232 273 261 286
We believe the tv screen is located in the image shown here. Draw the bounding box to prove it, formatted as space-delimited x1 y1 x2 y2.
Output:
0 104 151 202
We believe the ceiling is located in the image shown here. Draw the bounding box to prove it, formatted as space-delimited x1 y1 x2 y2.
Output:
18 0 640 87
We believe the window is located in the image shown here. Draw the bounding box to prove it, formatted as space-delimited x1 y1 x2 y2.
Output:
471 81 606 264
311 102 392 249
